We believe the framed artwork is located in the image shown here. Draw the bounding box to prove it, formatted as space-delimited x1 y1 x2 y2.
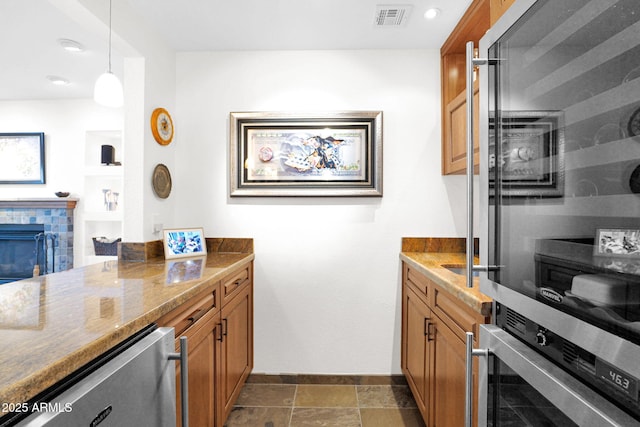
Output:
594 228 640 258
0 133 45 184
229 111 383 197
162 228 207 260
489 111 564 197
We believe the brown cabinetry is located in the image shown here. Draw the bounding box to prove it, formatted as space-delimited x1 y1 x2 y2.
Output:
440 0 513 175
443 79 479 175
490 0 516 25
403 284 431 416
401 262 489 426
219 283 253 425
157 261 253 427
176 308 220 427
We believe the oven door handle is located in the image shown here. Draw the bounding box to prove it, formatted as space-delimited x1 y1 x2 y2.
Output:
465 331 489 427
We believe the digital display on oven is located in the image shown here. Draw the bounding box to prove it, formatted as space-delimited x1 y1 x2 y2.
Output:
595 358 639 402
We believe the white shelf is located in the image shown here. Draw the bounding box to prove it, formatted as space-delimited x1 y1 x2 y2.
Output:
79 130 124 268
83 211 124 221
84 165 123 177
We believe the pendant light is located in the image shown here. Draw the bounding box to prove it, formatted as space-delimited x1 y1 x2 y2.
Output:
94 0 123 107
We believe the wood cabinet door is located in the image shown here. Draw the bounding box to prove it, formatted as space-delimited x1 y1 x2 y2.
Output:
443 80 480 175
403 285 432 418
431 316 470 427
490 0 516 25
175 309 220 427
219 284 253 425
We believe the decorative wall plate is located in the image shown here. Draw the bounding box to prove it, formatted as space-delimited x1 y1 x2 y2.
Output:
151 107 174 145
152 164 172 199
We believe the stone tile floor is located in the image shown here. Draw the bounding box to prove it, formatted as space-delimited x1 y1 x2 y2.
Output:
224 382 426 427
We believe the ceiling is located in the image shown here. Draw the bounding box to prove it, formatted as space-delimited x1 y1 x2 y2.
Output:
1 0 472 101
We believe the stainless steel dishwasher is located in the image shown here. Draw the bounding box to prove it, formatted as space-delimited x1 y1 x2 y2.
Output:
9 326 188 427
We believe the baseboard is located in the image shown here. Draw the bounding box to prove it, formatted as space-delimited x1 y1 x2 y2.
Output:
246 373 407 386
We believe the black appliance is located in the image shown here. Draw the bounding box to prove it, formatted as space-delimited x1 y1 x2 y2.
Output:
101 144 115 165
461 0 640 425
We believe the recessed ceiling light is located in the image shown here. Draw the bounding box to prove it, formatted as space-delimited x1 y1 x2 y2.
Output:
424 8 441 20
46 75 70 86
57 38 84 53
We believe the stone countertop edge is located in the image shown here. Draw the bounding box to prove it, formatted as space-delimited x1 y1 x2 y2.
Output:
0 240 253 408
399 238 492 316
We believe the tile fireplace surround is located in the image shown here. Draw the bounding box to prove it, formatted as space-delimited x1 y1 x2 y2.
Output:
0 199 77 273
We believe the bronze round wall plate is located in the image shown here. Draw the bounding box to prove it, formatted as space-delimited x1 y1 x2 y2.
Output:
152 163 172 199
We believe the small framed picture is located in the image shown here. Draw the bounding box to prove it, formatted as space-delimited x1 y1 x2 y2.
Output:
162 228 207 259
594 228 640 258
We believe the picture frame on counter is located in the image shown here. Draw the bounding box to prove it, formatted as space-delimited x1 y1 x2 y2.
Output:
229 111 383 197
162 228 207 260
489 111 564 197
0 132 46 184
594 228 640 258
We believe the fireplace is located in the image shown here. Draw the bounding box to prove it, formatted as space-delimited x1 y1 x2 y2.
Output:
0 199 77 284
0 224 47 284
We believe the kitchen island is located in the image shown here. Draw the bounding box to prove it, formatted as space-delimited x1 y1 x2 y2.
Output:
0 238 253 421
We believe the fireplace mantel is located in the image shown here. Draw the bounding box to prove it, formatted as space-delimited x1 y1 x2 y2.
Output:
0 198 78 209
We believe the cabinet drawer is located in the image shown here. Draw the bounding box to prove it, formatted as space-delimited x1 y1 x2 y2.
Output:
406 267 431 300
158 286 219 336
433 286 480 340
222 264 252 305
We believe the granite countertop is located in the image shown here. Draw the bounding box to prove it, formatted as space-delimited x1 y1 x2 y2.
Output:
0 239 254 407
400 238 492 316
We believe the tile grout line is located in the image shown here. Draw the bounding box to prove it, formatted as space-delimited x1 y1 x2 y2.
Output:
356 384 364 427
288 384 297 427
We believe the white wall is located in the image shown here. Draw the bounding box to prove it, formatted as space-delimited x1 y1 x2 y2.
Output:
0 99 123 258
0 99 123 199
175 49 470 375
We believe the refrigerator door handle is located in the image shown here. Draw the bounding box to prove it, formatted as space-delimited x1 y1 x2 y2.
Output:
465 40 501 287
465 331 489 427
466 40 479 288
169 336 189 427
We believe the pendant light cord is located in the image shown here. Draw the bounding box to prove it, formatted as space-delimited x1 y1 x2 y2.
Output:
108 0 113 73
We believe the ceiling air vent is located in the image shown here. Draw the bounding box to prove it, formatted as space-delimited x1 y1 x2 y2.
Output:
374 5 413 27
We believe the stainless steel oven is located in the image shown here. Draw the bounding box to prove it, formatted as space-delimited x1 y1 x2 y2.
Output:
476 324 637 426
463 0 640 425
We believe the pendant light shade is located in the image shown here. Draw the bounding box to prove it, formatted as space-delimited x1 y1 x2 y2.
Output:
94 0 123 107
94 71 123 107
